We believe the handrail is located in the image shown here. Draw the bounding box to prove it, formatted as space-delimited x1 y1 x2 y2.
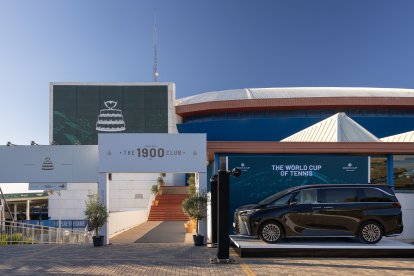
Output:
0 220 91 245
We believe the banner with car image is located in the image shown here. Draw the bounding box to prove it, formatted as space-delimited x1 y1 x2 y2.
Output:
227 154 368 230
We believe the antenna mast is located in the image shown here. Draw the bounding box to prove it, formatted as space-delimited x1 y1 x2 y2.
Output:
153 14 159 82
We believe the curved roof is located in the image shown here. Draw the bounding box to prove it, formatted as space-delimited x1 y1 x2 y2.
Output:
176 87 414 117
177 87 414 106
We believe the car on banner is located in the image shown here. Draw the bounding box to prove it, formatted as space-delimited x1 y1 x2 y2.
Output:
233 184 403 244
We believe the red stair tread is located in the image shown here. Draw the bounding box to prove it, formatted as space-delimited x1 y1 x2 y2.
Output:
148 193 189 221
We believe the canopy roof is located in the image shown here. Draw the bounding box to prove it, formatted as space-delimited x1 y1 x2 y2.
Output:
281 112 380 142
381 130 414 142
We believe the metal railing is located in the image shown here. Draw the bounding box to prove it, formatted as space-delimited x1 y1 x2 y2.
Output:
0 220 90 245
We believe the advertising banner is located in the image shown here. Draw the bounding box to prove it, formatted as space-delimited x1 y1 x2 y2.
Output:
52 84 170 145
228 154 369 229
0 145 98 183
99 133 207 173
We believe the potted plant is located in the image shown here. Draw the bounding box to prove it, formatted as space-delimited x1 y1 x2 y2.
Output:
182 193 207 246
84 194 109 246
151 184 159 206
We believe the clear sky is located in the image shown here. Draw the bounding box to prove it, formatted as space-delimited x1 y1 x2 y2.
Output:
2 0 414 146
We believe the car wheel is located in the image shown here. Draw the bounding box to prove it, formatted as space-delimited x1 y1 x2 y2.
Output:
359 221 383 244
259 221 283 243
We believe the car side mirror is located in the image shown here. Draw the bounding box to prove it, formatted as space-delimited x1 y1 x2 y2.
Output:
289 200 298 207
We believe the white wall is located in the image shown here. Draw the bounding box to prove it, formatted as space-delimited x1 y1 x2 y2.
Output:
48 183 97 220
49 173 160 219
109 209 150 237
109 173 158 211
395 192 414 240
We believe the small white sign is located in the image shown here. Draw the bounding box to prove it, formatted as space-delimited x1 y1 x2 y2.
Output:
0 145 98 183
29 183 67 191
99 133 207 173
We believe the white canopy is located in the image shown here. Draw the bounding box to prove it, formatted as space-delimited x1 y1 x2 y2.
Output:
381 130 414 142
281 112 380 142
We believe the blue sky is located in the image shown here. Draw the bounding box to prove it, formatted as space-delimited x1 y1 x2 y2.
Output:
1 0 414 147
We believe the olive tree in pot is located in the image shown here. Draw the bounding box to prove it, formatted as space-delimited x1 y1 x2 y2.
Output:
182 193 207 246
84 194 109 246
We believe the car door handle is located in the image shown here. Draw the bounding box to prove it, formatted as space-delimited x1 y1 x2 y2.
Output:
323 206 334 209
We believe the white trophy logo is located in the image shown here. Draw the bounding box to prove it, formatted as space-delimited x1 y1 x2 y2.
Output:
96 100 126 132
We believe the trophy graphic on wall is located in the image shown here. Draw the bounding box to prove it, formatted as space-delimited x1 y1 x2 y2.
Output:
96 100 126 132
42 157 54 170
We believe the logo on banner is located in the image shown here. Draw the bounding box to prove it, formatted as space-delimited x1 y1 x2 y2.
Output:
342 162 358 172
41 157 54 171
96 100 126 132
238 163 251 172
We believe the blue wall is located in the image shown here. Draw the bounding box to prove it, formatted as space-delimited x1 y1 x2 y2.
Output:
177 115 414 141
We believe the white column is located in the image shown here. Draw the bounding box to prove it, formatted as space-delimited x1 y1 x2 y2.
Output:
98 173 109 245
13 204 17 221
26 200 30 220
197 172 208 241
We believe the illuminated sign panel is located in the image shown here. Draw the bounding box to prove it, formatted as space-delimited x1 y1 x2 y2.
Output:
51 84 170 145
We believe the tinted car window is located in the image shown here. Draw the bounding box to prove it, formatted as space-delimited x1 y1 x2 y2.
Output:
319 188 358 203
268 194 292 206
360 188 394 202
292 189 318 204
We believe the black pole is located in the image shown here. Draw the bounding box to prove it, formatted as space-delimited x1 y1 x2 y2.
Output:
210 175 218 246
217 170 230 260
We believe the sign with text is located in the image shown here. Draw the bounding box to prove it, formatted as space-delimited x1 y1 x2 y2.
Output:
29 183 67 191
0 145 98 183
98 133 207 173
226 154 368 230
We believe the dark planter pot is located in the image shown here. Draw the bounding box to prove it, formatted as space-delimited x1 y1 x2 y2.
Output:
93 236 104 247
193 235 204 246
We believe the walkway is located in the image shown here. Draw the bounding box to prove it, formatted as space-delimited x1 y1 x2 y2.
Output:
110 221 194 244
2 243 414 275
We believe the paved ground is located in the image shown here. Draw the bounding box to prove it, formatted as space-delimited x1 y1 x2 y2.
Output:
1 223 414 275
135 221 186 243
1 243 414 275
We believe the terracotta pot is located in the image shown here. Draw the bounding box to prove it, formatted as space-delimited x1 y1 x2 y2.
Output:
184 220 194 233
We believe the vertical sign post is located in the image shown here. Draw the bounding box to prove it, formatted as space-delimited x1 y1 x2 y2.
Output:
211 168 240 264
217 170 230 260
208 175 218 247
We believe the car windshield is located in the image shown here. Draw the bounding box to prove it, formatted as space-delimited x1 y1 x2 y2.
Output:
258 187 297 205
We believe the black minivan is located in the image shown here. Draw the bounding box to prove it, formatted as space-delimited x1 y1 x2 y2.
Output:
234 184 403 244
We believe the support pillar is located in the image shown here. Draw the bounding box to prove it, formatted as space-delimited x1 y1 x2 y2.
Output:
98 173 109 245
209 175 218 246
13 204 17 221
26 200 30 221
387 154 394 190
197 172 208 241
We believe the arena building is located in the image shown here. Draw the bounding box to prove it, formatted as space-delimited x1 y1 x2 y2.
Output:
176 87 414 238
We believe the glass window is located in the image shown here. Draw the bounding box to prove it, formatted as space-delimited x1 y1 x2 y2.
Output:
319 188 358 203
268 194 292 206
394 155 414 190
292 189 318 204
360 188 393 202
370 156 387 185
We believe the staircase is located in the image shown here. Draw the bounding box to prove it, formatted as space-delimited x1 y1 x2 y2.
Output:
148 187 189 221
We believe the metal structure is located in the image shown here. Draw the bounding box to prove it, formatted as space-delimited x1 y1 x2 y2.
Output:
153 14 159 82
0 220 90 245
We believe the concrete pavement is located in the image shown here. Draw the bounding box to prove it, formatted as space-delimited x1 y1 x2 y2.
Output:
1 242 414 275
1 221 414 275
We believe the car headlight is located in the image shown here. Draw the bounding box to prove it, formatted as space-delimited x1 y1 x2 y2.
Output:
241 209 260 215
